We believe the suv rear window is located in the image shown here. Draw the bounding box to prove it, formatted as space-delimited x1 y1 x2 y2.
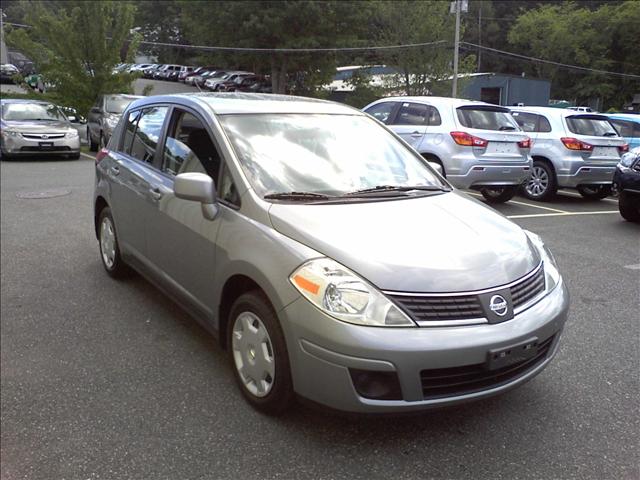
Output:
456 107 519 131
609 119 640 137
566 116 618 136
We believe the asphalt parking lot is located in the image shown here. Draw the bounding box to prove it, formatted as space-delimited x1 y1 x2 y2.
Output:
1 154 638 480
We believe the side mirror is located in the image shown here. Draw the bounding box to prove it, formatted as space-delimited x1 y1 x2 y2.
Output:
174 172 219 220
428 161 443 176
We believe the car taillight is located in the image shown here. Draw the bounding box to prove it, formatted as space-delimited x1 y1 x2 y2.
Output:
95 148 109 164
518 137 533 149
561 137 593 151
450 131 488 147
618 144 629 154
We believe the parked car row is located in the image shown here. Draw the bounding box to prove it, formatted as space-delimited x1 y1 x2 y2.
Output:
362 97 633 203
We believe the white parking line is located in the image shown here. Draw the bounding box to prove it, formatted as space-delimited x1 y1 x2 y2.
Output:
80 152 95 161
507 211 619 219
624 264 640 270
557 191 619 204
466 191 569 213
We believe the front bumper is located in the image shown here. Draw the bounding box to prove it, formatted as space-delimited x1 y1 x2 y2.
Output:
281 279 569 413
1 133 80 157
613 166 640 195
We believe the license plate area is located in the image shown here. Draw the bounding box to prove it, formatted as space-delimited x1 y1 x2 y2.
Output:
487 142 518 154
591 146 618 157
487 337 538 370
38 141 54 149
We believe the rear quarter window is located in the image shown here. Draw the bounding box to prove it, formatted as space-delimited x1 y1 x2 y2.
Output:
457 107 520 131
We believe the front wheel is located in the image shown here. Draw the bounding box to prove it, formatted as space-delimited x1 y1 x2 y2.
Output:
577 185 612 200
480 185 518 203
618 191 640 222
228 291 294 415
98 207 130 278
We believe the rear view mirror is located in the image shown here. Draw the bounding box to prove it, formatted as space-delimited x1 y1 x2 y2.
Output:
174 172 219 220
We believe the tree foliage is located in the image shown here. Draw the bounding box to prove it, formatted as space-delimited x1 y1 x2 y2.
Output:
6 1 140 115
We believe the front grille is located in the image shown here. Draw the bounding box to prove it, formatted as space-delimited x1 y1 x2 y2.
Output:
388 264 545 324
420 334 555 399
510 265 545 309
20 146 70 152
21 133 65 139
389 294 483 321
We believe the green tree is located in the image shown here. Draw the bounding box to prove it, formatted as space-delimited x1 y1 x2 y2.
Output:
6 1 140 115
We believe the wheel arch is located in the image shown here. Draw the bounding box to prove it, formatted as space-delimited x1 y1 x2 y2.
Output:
94 196 109 239
420 152 446 176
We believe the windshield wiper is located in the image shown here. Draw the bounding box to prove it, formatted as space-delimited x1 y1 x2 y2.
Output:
343 185 451 196
263 191 334 201
498 126 517 131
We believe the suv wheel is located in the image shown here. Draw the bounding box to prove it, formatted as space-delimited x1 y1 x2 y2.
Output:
618 192 640 222
228 291 294 415
523 161 557 201
88 127 99 152
577 185 611 200
480 186 518 204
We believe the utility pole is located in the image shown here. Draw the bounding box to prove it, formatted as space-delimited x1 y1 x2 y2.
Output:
452 0 461 98
478 1 482 72
0 8 7 65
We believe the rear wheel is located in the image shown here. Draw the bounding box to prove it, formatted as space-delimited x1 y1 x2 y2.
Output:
577 185 612 200
480 185 518 203
228 291 294 415
618 192 640 222
523 160 557 201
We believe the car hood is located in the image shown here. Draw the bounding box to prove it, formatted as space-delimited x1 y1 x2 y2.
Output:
2 120 71 133
268 192 540 293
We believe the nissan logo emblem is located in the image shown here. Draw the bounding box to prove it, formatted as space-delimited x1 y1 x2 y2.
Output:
489 295 508 317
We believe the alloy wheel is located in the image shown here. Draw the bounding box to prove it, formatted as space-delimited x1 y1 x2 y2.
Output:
231 311 275 398
526 166 549 198
99 216 116 269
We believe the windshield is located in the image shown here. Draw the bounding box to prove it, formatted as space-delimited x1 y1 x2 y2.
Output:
1 102 66 121
218 114 446 198
566 116 618 136
105 97 134 114
457 107 520 131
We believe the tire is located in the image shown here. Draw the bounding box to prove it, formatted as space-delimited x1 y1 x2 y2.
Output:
480 185 518 204
88 127 99 152
97 207 130 278
522 160 557 201
618 191 640 222
577 185 612 200
228 291 294 415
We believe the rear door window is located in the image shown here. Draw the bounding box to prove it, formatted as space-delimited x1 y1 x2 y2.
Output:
457 107 520 131
129 106 169 163
364 102 395 124
566 116 618 136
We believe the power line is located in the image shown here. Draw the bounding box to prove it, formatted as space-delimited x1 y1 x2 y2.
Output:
136 39 449 53
461 42 640 79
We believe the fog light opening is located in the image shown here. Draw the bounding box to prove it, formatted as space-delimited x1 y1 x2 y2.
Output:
349 369 403 400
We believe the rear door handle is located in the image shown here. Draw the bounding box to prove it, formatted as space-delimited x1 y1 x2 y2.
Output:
110 165 120 176
149 187 164 201
410 131 423 138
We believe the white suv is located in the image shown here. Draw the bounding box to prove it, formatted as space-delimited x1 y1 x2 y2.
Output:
510 107 628 200
363 97 532 203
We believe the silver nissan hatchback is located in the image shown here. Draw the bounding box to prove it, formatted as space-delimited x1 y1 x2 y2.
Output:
94 93 569 414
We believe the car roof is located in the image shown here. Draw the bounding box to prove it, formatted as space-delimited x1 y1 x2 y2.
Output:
603 113 640 123
510 106 606 118
128 93 362 116
372 96 505 109
1 98 54 105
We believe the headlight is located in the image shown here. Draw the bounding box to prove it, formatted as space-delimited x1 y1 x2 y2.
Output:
524 230 560 292
104 115 119 128
618 152 638 169
1 128 20 138
66 129 79 138
290 258 415 327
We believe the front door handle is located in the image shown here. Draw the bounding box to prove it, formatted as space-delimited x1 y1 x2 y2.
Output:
149 187 163 201
410 131 423 138
110 165 120 176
